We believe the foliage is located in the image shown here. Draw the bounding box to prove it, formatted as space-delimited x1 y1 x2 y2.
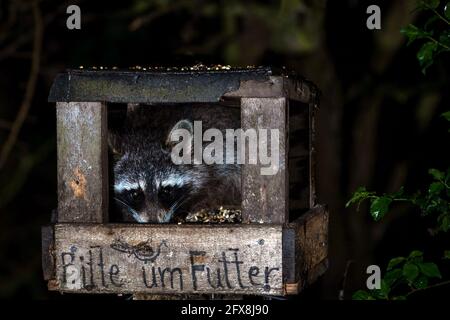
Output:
353 250 445 300
400 0 450 73
349 0 450 300
346 168 450 233
0 0 447 299
348 122 450 301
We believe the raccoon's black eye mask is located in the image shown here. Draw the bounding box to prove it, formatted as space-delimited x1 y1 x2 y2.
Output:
119 188 145 210
158 185 191 209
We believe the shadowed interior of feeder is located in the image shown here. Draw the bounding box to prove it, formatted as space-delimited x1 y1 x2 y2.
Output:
107 101 242 224
288 100 312 221
107 99 311 224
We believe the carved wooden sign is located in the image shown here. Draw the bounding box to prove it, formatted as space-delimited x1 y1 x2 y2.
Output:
52 224 284 295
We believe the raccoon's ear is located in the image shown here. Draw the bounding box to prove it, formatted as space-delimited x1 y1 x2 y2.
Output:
108 131 123 157
165 119 193 150
107 104 128 157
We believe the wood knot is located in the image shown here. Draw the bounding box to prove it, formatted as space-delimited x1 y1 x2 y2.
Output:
69 168 87 199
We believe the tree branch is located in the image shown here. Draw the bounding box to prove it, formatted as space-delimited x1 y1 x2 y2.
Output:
0 0 43 169
128 1 190 31
339 260 354 300
406 280 450 297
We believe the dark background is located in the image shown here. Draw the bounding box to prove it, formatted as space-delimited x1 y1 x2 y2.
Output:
0 0 449 299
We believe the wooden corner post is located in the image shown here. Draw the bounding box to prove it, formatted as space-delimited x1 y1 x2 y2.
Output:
56 102 108 223
309 91 318 208
241 97 288 224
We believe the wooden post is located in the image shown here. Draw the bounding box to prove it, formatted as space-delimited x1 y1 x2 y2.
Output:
282 204 328 295
56 102 108 223
292 205 328 290
309 93 318 208
241 97 288 224
41 225 55 281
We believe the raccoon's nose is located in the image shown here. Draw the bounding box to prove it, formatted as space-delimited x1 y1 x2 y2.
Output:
137 213 150 223
158 209 173 223
140 206 169 223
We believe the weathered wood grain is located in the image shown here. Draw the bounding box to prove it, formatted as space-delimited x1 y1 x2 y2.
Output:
224 77 284 99
51 224 284 295
309 96 318 207
56 102 108 223
240 97 288 224
44 206 328 296
283 77 313 103
41 226 55 281
291 205 328 291
224 76 312 103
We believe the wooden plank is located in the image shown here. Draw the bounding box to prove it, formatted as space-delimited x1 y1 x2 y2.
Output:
283 77 313 103
49 69 317 104
282 228 296 284
49 68 272 104
241 97 288 223
291 205 328 291
56 102 108 223
309 95 318 207
41 226 55 281
133 293 244 300
51 224 284 295
224 76 312 103
224 77 284 99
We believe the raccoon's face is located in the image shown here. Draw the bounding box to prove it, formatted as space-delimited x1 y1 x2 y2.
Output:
111 118 209 223
113 147 209 223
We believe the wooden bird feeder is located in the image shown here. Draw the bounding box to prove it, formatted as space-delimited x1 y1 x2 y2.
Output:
42 66 328 297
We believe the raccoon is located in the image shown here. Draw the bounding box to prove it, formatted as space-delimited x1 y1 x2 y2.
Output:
109 104 241 223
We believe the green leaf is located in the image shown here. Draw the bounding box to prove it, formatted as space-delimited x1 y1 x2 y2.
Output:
391 186 405 199
392 295 407 300
408 252 424 265
424 15 440 30
346 187 375 209
403 263 419 282
380 280 390 298
444 250 450 259
439 31 450 49
429 168 445 180
417 41 438 73
429 182 444 194
370 196 392 221
412 275 429 289
418 262 442 278
421 0 441 9
352 290 374 300
441 216 450 231
387 257 406 270
370 290 387 300
400 24 430 45
438 213 450 232
384 269 403 287
442 111 450 122
445 3 450 19
408 250 424 259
